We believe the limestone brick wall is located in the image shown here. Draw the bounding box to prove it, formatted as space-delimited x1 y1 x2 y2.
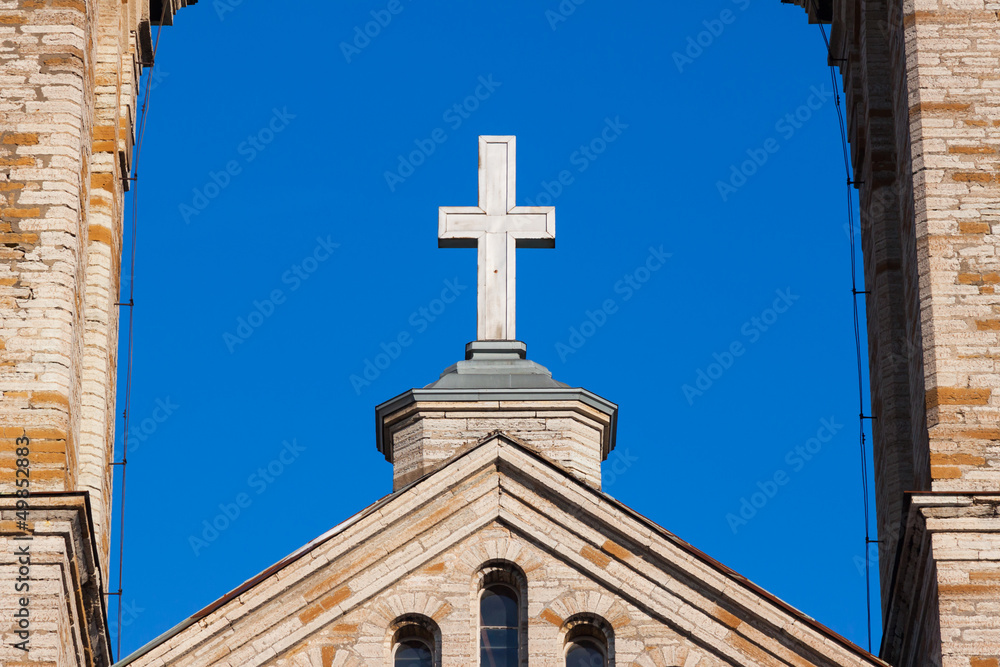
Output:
271 524 725 667
894 4 1000 494
125 441 881 667
80 0 133 578
0 0 190 581
881 4 1000 665
0 495 110 667
923 496 1000 667
0 6 190 667
826 0 920 612
383 400 612 490
792 0 1000 663
0 0 98 506
884 495 1000 667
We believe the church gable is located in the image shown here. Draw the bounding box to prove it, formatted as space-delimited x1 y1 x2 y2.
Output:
121 437 883 667
270 522 728 667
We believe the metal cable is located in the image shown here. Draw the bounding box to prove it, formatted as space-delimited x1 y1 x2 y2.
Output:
807 1 876 652
108 2 170 657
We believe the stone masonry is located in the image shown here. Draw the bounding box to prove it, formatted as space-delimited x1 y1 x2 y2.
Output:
378 398 617 491
786 1 1000 665
375 341 619 491
119 436 887 667
0 0 194 582
0 494 110 666
0 1 191 665
4 0 997 664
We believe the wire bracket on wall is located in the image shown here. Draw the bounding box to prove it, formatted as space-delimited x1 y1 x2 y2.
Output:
809 0 878 655
106 1 170 659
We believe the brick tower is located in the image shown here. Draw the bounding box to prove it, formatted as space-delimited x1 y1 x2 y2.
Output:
787 2 1000 665
0 2 192 665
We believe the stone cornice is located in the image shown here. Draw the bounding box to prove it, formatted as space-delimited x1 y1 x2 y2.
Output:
375 386 619 458
0 492 111 667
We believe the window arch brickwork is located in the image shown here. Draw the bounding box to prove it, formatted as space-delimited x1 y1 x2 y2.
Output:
388 614 442 667
563 613 614 667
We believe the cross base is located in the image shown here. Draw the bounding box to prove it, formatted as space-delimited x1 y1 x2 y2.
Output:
465 340 527 361
419 340 567 391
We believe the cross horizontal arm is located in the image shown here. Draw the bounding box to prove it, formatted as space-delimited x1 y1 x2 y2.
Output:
438 207 555 245
437 136 556 340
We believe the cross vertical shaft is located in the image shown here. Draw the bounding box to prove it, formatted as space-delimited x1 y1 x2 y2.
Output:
439 136 555 341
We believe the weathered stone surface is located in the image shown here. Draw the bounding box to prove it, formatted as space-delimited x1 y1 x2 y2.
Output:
380 399 615 491
789 0 1000 664
0 494 110 667
119 437 882 667
0 2 190 665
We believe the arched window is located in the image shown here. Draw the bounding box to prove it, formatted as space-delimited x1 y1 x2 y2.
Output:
565 636 606 667
563 615 611 667
394 638 432 666
480 584 519 666
392 620 435 667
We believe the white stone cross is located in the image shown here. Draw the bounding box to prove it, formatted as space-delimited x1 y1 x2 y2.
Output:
439 136 555 341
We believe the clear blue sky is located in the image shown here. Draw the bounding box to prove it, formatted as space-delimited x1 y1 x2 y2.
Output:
113 0 879 657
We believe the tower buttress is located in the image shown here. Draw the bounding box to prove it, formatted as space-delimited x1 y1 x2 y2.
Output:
787 0 1000 663
0 2 192 664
